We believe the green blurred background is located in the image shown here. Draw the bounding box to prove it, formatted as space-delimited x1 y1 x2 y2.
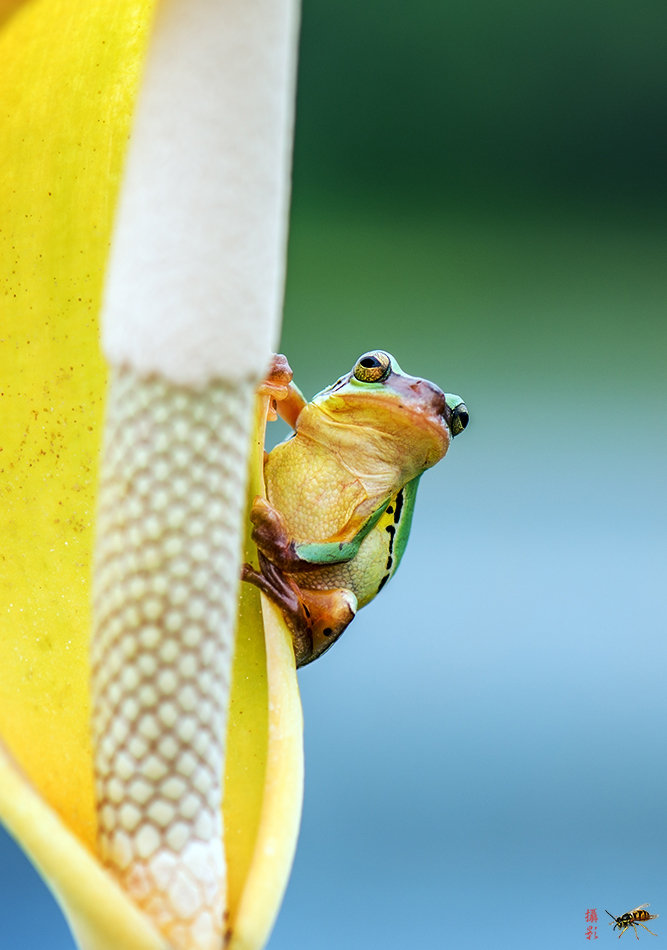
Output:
2 1 665 947
282 0 666 395
273 2 667 948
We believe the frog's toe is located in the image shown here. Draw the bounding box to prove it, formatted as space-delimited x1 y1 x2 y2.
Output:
257 353 294 401
249 496 293 559
241 554 300 614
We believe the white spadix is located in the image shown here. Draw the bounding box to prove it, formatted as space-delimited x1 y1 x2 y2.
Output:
102 0 300 385
93 2 301 948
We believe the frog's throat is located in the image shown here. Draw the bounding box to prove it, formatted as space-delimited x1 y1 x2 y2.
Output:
296 400 450 482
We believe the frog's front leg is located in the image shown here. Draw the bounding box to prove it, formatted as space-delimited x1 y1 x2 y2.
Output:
249 495 384 572
242 553 357 666
248 496 330 573
258 353 307 427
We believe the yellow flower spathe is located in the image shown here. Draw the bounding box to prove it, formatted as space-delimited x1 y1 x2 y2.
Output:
0 3 302 948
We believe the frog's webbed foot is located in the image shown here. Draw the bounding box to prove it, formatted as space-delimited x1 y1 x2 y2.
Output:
249 496 322 574
241 554 312 662
242 553 357 667
258 354 293 420
258 355 306 427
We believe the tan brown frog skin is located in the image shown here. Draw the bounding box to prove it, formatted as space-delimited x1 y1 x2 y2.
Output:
243 350 468 667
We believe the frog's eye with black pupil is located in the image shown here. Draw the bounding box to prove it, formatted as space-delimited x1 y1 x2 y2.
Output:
451 403 469 436
353 351 392 383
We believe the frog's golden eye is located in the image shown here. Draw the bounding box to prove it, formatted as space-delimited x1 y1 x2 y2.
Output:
353 350 392 383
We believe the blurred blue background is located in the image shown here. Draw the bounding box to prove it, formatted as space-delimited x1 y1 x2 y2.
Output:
2 0 666 947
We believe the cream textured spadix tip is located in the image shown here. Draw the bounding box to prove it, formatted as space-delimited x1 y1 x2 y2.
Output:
100 0 300 386
92 367 255 950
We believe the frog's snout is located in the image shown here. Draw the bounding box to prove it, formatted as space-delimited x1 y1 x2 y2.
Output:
416 383 469 438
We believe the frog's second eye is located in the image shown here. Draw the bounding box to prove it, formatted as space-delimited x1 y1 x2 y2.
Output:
353 351 392 383
450 402 469 436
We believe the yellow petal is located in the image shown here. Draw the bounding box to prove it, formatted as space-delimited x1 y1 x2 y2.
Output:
226 398 304 950
0 0 157 852
0 0 29 29
228 599 303 950
0 2 303 947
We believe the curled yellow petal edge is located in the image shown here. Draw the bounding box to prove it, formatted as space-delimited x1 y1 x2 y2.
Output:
0 1 303 948
0 743 169 950
226 401 304 950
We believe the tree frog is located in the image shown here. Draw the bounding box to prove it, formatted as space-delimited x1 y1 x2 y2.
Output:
243 350 468 667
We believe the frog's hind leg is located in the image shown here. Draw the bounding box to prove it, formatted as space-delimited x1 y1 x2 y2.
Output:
241 554 357 667
242 553 313 663
299 586 358 666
